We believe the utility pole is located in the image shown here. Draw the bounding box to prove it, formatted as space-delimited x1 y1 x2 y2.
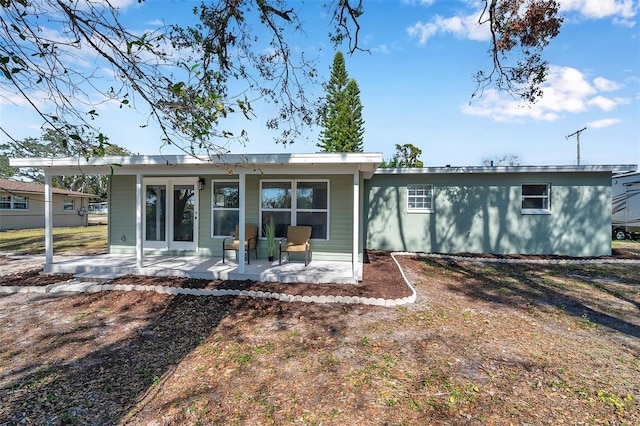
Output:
566 127 587 165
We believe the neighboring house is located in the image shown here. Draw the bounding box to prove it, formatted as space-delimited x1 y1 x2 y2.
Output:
0 178 92 230
89 202 109 214
8 154 636 281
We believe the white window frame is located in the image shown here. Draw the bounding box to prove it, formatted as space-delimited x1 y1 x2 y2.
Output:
259 179 330 241
0 195 28 210
406 184 433 213
521 183 551 215
63 198 75 211
211 179 240 238
142 177 199 251
0 195 12 209
12 195 27 210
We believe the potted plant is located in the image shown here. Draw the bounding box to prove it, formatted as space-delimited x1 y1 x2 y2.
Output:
264 217 277 261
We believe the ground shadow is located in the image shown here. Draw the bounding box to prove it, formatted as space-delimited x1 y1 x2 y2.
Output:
421 258 640 341
0 292 227 424
0 288 352 425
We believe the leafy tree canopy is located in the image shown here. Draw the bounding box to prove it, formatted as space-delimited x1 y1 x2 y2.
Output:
380 143 424 168
0 129 131 199
1 0 562 157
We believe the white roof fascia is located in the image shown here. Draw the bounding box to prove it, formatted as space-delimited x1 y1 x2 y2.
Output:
375 164 638 175
9 152 383 167
9 163 378 177
9 153 384 176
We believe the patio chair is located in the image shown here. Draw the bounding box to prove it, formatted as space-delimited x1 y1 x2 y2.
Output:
279 225 312 266
222 224 258 264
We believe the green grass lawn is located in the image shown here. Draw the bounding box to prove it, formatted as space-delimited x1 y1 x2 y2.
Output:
0 225 107 255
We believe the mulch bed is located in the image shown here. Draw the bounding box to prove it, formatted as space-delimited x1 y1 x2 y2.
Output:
0 269 75 287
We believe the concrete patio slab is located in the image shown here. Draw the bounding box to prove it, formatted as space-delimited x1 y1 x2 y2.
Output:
43 254 358 284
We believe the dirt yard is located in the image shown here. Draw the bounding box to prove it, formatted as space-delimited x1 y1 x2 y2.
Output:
0 249 638 425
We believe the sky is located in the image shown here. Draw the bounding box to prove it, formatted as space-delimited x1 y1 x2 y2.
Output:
1 0 639 168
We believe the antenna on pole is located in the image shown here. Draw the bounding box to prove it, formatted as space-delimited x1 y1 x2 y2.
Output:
566 127 587 165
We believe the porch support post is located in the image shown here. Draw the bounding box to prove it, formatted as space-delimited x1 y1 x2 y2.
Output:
352 171 360 280
136 173 143 269
238 172 246 273
44 172 53 265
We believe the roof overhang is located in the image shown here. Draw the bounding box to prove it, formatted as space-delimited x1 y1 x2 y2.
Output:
375 164 638 175
10 153 385 178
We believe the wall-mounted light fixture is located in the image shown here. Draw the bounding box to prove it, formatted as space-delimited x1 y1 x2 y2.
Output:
198 177 205 190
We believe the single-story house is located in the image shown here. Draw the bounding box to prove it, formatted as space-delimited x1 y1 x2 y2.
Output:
9 154 636 282
0 178 93 230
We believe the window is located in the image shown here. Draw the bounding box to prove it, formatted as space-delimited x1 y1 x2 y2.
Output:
13 196 27 210
260 180 329 240
146 184 167 242
0 195 28 210
63 198 75 211
211 181 239 237
0 195 11 209
521 184 550 214
407 184 433 212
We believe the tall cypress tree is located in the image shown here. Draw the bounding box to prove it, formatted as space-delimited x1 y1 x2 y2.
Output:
317 52 365 152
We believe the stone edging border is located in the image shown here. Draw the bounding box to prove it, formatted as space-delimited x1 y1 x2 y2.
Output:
413 252 640 265
0 252 418 307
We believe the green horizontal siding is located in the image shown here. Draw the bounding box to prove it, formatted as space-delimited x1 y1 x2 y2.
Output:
108 174 355 261
108 175 136 253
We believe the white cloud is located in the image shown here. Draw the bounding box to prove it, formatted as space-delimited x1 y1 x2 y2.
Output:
587 96 617 110
593 76 622 91
146 19 165 27
407 9 490 44
613 16 637 27
87 0 139 11
401 0 435 5
462 65 630 121
587 95 631 110
406 21 439 44
0 88 53 109
71 0 140 13
436 13 491 41
561 0 637 25
373 44 391 55
587 118 621 128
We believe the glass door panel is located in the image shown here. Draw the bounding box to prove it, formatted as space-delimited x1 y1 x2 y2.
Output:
145 185 167 243
173 185 195 243
144 179 198 251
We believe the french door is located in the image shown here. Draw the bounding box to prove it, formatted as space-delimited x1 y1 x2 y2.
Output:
144 178 198 251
